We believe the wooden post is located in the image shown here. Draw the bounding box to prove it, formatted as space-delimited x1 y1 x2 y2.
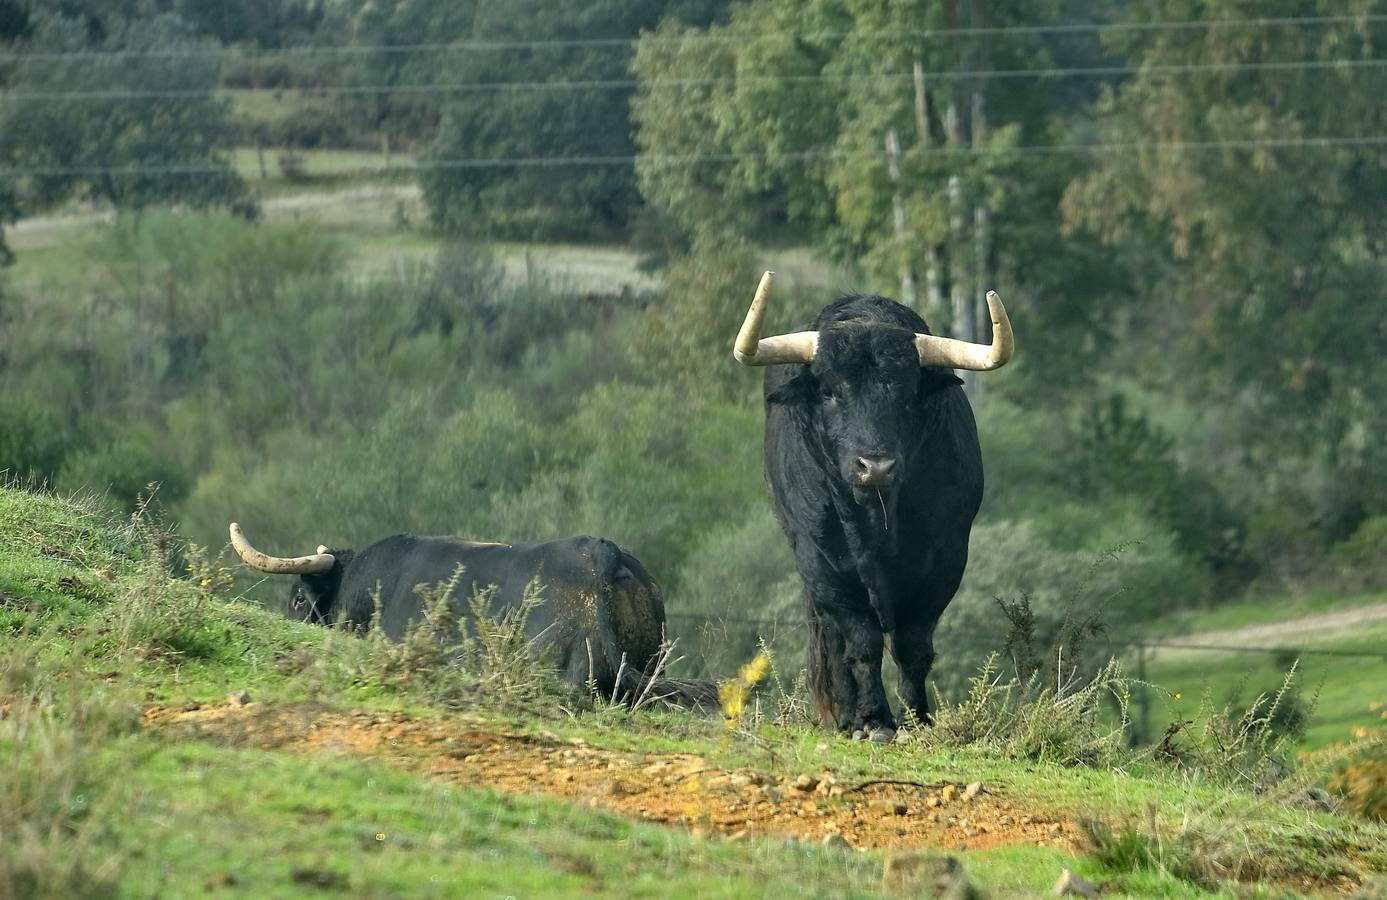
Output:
885 129 918 309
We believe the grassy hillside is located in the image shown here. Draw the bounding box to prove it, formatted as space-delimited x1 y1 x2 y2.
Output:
3 487 1386 898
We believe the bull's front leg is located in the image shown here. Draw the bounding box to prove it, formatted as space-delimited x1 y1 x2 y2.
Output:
803 587 895 742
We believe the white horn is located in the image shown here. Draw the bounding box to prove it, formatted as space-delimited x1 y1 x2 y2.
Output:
915 290 1015 371
733 271 818 366
228 523 335 575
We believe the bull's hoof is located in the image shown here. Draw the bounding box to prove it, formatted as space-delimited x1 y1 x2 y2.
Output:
867 727 895 744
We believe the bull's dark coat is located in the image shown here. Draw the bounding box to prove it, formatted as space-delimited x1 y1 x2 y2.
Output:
289 534 712 706
761 294 983 736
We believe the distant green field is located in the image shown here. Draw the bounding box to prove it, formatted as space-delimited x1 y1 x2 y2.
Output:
1137 592 1387 751
230 146 416 196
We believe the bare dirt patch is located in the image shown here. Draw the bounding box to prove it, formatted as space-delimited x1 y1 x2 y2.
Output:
142 701 1080 855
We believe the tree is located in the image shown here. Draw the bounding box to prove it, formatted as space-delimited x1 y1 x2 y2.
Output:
633 0 1127 396
417 0 730 240
1063 1 1387 522
0 9 250 216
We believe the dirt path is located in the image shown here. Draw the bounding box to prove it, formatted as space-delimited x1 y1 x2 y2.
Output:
1154 602 1387 660
142 700 1078 855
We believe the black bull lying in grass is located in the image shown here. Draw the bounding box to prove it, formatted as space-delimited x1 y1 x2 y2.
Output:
229 524 716 708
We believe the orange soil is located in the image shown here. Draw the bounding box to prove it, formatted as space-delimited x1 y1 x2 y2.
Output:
141 701 1080 855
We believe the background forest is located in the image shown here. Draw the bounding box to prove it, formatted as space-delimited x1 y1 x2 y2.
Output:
2 0 1385 712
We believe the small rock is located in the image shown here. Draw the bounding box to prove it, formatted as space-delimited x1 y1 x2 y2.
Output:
1048 823 1064 837
941 785 957 804
815 742 829 751
226 690 251 706
965 782 983 799
793 774 820 792
870 799 909 816
730 830 749 841
822 833 851 850
204 872 237 889
926 794 942 808
881 852 976 898
760 785 783 803
729 774 753 789
1053 869 1098 897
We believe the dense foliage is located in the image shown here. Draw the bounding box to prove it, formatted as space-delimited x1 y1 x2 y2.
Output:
3 0 1386 691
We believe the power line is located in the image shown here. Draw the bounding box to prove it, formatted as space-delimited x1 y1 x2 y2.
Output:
6 56 1387 103
4 13 1387 61
666 612 1387 660
7 135 1387 179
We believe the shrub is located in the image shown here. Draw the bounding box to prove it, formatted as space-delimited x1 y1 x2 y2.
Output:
933 518 1204 701
1334 516 1387 590
0 399 69 488
59 423 188 512
667 510 801 679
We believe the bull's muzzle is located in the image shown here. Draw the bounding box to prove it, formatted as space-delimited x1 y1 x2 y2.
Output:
853 455 898 488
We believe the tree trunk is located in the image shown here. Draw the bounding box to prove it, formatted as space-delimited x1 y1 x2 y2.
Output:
914 58 945 325
943 0 975 394
884 129 917 308
969 0 991 403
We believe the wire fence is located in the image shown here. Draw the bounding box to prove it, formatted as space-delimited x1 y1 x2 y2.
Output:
8 55 1387 102
667 609 1387 660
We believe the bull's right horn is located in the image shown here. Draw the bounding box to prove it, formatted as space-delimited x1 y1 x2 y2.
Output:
229 522 335 574
733 271 819 366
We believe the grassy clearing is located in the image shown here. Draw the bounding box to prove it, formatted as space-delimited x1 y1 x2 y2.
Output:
229 146 416 197
1142 621 1387 751
3 486 1385 897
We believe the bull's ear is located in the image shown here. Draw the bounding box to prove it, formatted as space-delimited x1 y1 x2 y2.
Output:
766 370 815 405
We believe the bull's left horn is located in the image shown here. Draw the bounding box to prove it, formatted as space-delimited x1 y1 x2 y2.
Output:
914 290 1015 371
228 522 336 575
733 270 819 366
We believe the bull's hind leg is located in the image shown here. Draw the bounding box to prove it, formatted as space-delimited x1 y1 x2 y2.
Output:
805 601 895 741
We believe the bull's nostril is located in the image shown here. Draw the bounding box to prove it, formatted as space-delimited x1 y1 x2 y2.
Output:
854 455 898 486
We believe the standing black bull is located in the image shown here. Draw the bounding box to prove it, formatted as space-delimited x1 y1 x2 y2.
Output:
228 524 715 707
732 272 1013 741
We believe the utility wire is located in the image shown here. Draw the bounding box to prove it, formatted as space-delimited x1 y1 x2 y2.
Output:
664 612 1387 660
7 135 1387 178
6 56 1387 102
4 13 1387 61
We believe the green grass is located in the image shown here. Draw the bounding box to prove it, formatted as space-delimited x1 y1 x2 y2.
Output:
230 146 417 197
3 486 1385 897
1142 621 1387 751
